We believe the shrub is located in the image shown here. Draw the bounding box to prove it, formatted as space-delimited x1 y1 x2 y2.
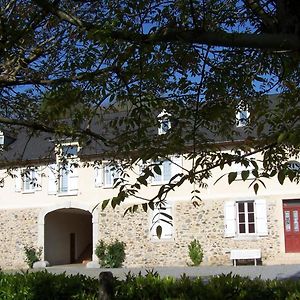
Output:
95 239 126 268
188 239 203 266
24 245 42 268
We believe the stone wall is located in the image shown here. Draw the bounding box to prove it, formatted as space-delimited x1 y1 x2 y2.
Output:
0 208 40 269
98 198 281 267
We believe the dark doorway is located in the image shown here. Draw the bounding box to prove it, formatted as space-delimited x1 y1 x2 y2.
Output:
44 208 92 265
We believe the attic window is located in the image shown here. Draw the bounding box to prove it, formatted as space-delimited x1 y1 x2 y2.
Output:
158 109 171 135
0 131 4 145
236 106 249 127
287 160 300 171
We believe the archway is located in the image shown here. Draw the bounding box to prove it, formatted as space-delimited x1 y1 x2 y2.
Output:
44 208 92 265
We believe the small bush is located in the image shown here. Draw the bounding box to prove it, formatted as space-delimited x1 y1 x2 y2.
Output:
188 239 203 266
95 239 126 268
24 245 42 268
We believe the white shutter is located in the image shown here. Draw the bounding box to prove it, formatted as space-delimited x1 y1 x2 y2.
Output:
255 199 268 236
224 201 236 237
69 164 78 192
35 167 42 191
95 167 103 187
48 164 57 195
163 160 172 181
161 205 173 239
171 155 182 182
15 168 22 192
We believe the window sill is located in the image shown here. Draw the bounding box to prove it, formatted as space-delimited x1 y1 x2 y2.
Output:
102 185 114 189
151 181 170 186
233 235 261 241
22 190 35 194
57 191 78 197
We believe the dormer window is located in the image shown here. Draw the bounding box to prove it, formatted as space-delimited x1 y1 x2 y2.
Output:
0 131 4 146
287 160 300 171
158 109 171 135
236 106 249 127
61 145 78 157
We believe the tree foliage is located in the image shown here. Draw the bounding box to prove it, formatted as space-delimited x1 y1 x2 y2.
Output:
1 0 300 207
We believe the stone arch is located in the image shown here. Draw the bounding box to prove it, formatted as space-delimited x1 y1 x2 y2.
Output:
38 201 99 264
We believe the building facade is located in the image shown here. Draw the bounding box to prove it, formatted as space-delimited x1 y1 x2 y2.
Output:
0 108 300 269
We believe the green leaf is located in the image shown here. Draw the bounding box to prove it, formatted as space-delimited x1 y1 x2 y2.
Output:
254 182 259 194
228 172 237 184
156 225 162 239
153 165 161 175
277 170 286 185
241 170 249 181
101 199 110 210
137 176 148 186
142 203 148 212
160 212 173 220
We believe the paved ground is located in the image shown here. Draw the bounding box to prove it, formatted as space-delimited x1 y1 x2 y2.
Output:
42 264 300 281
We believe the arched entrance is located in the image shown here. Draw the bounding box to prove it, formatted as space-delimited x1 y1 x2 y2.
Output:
44 208 92 265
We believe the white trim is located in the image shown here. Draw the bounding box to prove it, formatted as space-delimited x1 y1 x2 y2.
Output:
38 202 98 261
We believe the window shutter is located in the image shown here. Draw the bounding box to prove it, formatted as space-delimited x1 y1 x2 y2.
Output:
48 164 57 195
161 205 173 239
171 155 182 182
163 160 172 181
224 201 236 237
95 167 103 187
151 204 173 239
35 167 42 191
15 169 21 192
69 165 78 192
255 199 268 236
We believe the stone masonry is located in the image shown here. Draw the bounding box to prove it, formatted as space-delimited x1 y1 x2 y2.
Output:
0 208 40 269
98 198 281 267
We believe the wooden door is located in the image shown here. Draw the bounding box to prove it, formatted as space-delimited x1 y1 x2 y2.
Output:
283 201 300 252
70 233 76 263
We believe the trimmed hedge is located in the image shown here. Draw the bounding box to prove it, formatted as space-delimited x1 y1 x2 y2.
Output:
1 270 300 299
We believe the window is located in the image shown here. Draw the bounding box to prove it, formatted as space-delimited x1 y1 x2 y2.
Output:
236 107 249 127
15 167 41 193
237 201 255 234
22 169 37 192
0 132 4 146
158 109 171 135
150 203 173 240
58 144 79 195
224 199 267 237
103 164 120 188
153 160 172 184
287 160 300 171
152 156 182 185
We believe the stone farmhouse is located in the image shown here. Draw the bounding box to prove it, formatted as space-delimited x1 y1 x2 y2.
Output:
0 101 299 269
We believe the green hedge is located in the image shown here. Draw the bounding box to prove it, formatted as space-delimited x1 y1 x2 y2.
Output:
1 270 300 299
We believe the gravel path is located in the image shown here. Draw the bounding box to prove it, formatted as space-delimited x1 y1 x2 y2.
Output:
43 264 300 281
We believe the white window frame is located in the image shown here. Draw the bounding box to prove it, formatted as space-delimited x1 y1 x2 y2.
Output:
22 168 37 193
103 163 121 188
158 109 171 135
0 132 4 146
152 160 172 185
236 107 250 127
57 144 79 195
236 201 256 235
224 199 268 238
150 203 173 240
151 156 182 186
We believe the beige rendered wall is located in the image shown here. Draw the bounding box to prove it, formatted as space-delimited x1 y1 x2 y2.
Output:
0 152 300 268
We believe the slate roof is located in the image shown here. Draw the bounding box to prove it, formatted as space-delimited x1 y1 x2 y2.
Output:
0 95 280 167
